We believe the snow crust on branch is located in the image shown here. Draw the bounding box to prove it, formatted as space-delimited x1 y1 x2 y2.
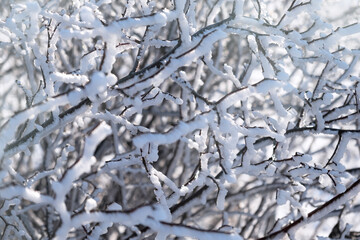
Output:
1 0 360 239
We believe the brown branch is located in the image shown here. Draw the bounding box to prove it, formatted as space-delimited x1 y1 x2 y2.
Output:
258 177 360 240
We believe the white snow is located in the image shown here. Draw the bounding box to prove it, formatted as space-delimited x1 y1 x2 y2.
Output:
133 114 209 148
85 198 97 212
80 6 95 23
50 72 89 85
85 71 108 101
3 1 360 239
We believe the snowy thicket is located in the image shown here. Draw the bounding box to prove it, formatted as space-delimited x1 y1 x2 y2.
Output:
1 0 360 239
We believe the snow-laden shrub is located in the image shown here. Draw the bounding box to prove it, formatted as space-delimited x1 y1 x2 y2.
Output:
1 0 360 239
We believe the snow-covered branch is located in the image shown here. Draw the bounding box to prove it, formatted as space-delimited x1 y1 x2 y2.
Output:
1 0 360 239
